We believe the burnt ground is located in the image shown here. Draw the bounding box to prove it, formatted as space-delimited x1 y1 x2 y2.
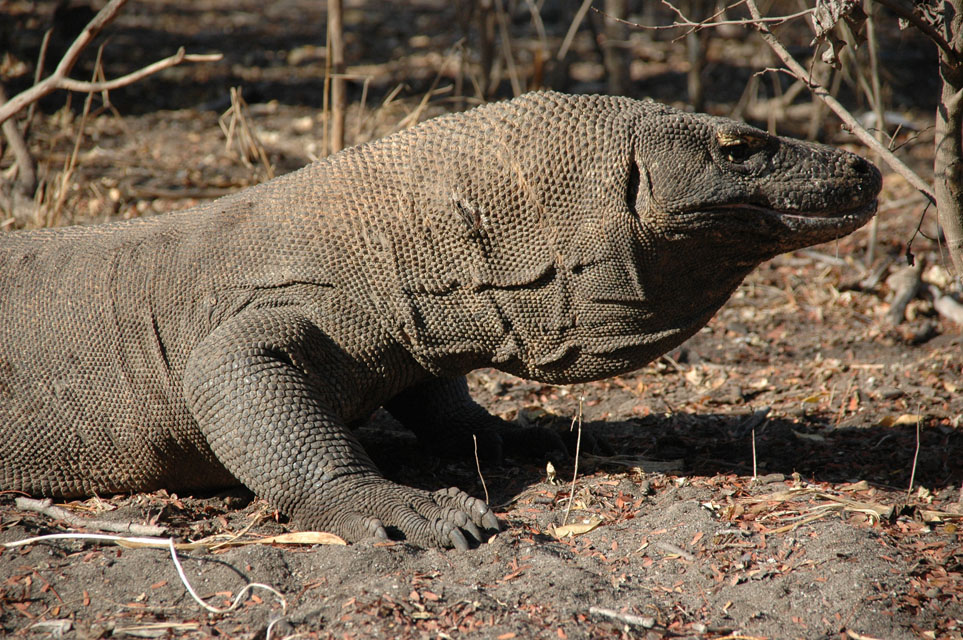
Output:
0 1 962 639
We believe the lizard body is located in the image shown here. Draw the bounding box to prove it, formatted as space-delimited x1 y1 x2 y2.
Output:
0 92 880 548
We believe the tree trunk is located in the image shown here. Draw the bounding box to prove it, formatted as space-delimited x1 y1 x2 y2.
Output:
935 0 963 275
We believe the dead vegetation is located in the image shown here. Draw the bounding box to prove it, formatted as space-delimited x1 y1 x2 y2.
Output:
0 1 962 638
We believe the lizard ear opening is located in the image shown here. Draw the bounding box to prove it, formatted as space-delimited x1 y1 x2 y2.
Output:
626 158 650 217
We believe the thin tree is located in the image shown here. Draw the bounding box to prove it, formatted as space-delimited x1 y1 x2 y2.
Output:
327 0 346 154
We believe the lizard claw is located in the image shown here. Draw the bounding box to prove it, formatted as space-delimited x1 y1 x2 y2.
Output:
462 520 483 543
432 487 500 535
368 521 389 541
482 510 500 531
448 528 469 551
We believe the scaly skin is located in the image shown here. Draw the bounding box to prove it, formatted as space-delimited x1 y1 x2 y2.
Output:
0 92 880 548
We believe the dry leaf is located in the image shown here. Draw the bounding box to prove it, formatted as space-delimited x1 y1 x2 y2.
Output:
552 517 602 539
240 531 347 546
879 414 922 427
810 0 867 68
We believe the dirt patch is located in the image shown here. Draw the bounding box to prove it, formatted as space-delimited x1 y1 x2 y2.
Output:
1 1 961 638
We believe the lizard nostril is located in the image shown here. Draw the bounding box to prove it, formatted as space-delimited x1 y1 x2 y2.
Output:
849 155 875 177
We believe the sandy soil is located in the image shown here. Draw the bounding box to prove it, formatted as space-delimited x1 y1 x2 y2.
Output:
1 2 961 638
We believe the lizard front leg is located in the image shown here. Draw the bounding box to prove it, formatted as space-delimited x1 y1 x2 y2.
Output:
183 308 497 548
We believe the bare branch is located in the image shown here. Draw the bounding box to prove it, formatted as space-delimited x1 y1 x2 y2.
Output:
872 0 957 62
594 0 814 32
744 0 935 203
54 0 128 79
557 0 594 61
55 49 222 93
0 0 222 126
25 29 53 137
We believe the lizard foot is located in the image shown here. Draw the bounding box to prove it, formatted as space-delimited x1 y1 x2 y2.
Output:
302 478 499 550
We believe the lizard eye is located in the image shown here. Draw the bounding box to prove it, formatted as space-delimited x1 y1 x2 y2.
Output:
722 140 752 164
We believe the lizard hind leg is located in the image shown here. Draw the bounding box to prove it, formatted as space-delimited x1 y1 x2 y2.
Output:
385 375 574 464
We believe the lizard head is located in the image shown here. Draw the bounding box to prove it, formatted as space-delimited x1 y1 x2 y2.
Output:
630 106 881 259
483 96 882 382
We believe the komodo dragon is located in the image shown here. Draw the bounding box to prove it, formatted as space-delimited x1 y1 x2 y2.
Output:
0 92 881 549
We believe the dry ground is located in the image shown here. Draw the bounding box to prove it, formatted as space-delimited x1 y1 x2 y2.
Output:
1 1 961 638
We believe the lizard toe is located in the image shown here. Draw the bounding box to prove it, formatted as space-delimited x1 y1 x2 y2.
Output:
353 481 494 548
432 486 500 532
295 478 494 548
433 504 483 543
326 509 390 543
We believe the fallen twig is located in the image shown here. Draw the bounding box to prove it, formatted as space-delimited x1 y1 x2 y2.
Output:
589 606 656 629
113 623 200 636
743 487 900 531
653 541 696 561
3 529 345 552
15 497 166 536
768 509 833 534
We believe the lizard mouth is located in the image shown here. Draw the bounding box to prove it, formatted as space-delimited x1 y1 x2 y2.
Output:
704 198 878 234
764 198 878 233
